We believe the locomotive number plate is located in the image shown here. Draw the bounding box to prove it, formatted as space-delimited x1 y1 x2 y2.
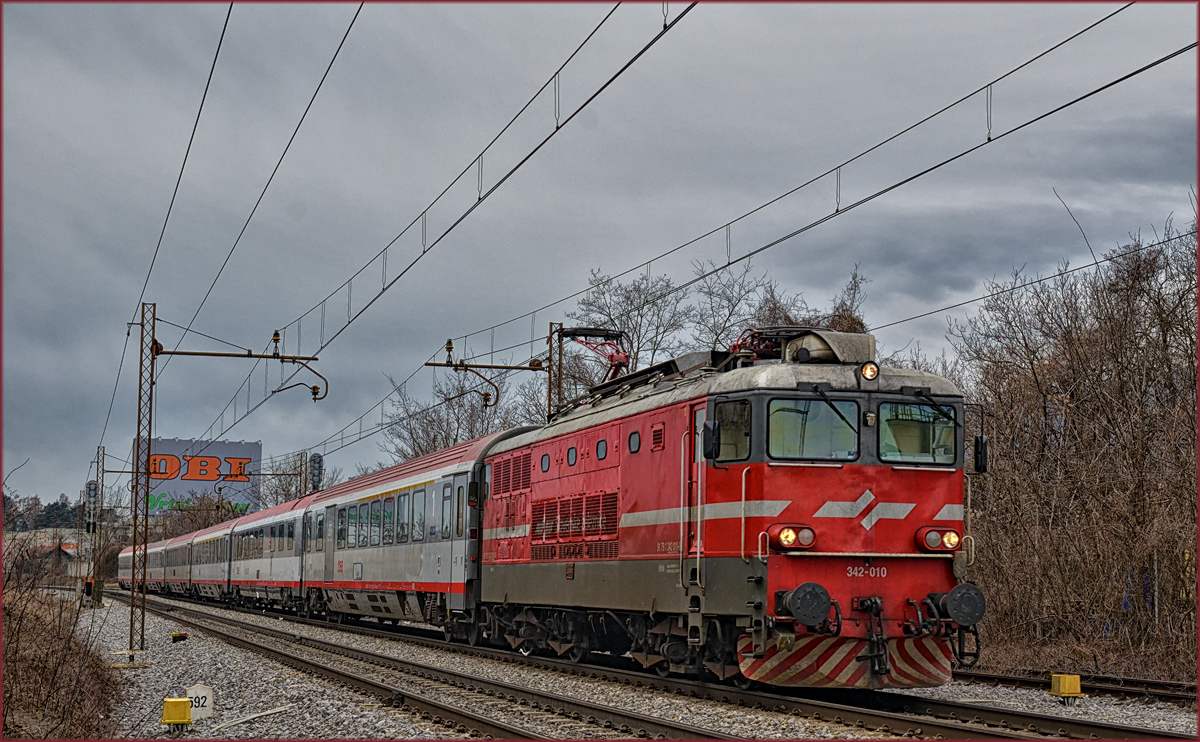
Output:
846 565 888 578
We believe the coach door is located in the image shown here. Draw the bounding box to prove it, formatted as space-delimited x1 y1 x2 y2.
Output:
449 473 469 610
324 505 337 584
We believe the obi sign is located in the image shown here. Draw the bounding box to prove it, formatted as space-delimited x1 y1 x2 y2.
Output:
134 438 262 515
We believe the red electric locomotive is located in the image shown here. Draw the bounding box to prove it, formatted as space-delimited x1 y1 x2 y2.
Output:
470 327 984 688
119 326 983 691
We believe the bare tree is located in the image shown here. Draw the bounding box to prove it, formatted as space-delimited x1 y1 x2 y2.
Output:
567 269 694 371
380 370 523 464
947 216 1197 677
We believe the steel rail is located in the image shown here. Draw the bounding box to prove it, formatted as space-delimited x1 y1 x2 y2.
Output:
954 669 1197 704
118 594 738 740
124 599 539 739
121 592 1194 740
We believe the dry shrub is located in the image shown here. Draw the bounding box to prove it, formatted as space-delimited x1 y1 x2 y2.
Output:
3 544 121 738
947 218 1197 680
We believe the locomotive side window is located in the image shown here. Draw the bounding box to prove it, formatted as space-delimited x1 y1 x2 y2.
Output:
628 430 640 453
441 484 452 539
541 454 549 472
412 490 426 542
396 493 410 543
358 504 370 547
714 400 751 461
768 398 859 460
316 513 325 551
596 439 607 460
383 497 395 545
878 402 957 465
567 447 577 466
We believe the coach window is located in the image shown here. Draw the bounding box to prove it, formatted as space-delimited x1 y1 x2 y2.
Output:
412 490 426 542
714 400 752 461
304 515 312 553
596 439 607 461
396 493 410 543
337 508 348 549
258 529 265 558
383 497 395 545
567 447 577 466
316 513 325 551
440 484 452 539
456 486 465 537
540 454 549 472
359 503 371 547
288 521 295 552
370 500 382 546
269 525 275 552
628 430 640 453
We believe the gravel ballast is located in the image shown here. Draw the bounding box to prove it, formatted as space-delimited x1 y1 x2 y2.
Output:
80 603 463 739
107 594 1198 738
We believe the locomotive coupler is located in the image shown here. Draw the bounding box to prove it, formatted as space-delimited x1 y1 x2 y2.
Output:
852 596 891 676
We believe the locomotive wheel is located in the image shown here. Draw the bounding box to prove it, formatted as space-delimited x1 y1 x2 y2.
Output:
466 623 482 647
653 661 671 677
732 674 755 690
567 644 589 663
518 642 535 657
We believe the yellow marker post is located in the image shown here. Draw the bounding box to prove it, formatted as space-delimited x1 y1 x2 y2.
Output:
1049 674 1087 706
161 697 192 734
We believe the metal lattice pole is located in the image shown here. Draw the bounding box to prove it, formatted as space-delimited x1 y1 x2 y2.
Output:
92 446 105 584
130 302 156 652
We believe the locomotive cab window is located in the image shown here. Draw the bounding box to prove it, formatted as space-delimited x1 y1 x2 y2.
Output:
878 402 957 465
714 399 751 461
768 398 859 460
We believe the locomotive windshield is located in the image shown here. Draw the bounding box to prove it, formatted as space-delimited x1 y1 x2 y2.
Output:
878 402 957 464
768 398 859 460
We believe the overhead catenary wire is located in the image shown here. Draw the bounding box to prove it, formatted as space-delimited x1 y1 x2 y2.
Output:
158 3 364 380
93 3 234 457
188 4 696 452
273 38 1197 470
439 2 1138 352
189 1 1122 457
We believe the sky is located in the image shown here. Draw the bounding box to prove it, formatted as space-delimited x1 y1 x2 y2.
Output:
3 3 1196 506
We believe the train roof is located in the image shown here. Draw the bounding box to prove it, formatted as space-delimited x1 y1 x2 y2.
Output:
189 519 238 542
230 492 316 532
490 330 962 456
306 432 509 506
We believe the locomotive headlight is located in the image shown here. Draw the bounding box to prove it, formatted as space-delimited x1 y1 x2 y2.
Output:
796 527 815 547
860 361 879 380
941 530 960 549
924 530 942 549
779 527 798 547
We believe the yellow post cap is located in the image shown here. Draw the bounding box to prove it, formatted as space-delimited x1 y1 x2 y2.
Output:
161 698 192 725
1049 673 1086 697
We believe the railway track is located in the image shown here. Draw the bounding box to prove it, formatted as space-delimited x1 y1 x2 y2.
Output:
953 669 1197 705
114 593 740 739
116 592 1186 740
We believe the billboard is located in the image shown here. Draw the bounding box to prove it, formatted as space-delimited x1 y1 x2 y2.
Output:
133 438 262 515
